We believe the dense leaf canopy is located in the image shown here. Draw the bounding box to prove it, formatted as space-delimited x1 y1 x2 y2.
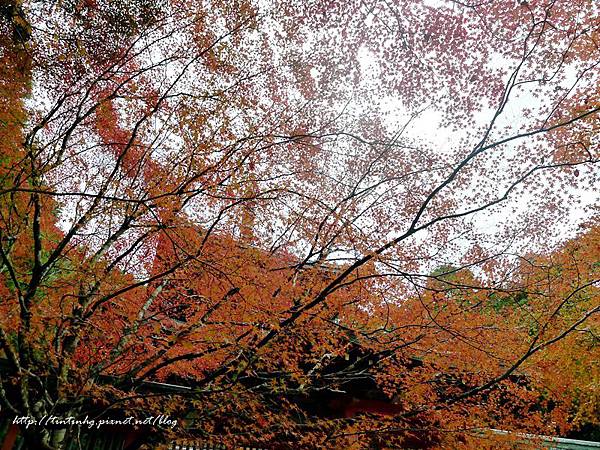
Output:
0 0 598 448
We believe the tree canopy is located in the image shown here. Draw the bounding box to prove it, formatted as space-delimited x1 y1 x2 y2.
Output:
0 0 598 448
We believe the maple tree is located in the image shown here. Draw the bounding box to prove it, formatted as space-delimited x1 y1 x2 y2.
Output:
0 0 598 449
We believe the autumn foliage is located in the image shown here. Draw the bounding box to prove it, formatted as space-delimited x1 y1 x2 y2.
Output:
0 0 598 449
